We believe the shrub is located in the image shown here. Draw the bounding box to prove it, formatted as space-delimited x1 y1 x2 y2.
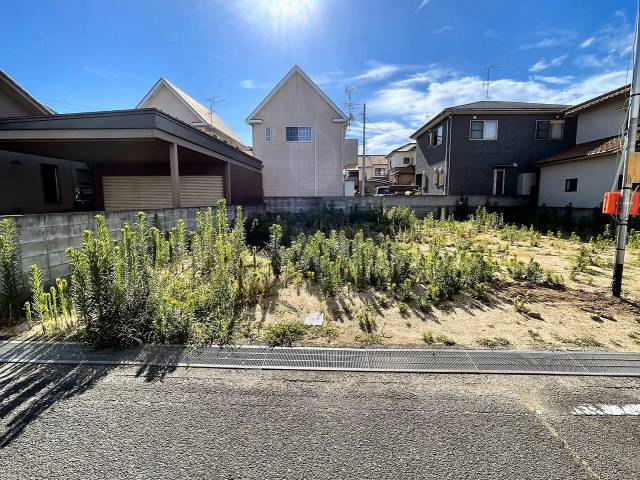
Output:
417 296 432 313
354 332 384 345
262 320 307 347
435 334 456 346
397 301 409 315
506 257 543 283
422 330 434 344
0 218 21 321
267 223 284 277
356 304 377 333
477 337 510 348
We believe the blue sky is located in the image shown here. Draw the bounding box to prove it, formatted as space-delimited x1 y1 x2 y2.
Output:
0 0 635 153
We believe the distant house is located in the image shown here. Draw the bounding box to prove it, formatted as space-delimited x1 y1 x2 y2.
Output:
137 77 250 153
357 154 390 195
0 70 263 214
246 65 358 197
410 101 576 197
0 69 96 214
535 85 632 208
387 142 416 189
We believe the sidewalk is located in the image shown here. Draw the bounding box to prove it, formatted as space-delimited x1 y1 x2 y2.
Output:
2 339 640 376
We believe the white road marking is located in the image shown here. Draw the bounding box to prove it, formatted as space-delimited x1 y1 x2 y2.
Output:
572 404 640 416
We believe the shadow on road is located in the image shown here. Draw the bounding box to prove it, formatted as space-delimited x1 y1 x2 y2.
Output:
0 341 111 448
134 345 185 382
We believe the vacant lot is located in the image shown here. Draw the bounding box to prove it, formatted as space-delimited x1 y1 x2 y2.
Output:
2 205 640 351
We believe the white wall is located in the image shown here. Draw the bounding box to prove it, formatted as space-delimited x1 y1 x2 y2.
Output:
251 71 346 197
140 85 201 125
576 97 626 144
538 154 619 208
388 151 415 169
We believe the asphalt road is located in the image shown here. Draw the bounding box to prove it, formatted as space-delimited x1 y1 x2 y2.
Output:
0 363 639 479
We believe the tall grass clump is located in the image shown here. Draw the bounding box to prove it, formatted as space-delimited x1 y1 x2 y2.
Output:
0 218 21 321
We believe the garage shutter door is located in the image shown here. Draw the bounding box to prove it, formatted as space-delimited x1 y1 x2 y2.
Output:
103 176 224 211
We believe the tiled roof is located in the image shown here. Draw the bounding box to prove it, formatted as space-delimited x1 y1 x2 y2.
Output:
358 154 388 166
451 100 569 111
533 136 622 166
563 85 630 115
388 142 416 155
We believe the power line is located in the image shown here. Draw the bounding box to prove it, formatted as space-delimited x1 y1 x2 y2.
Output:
206 96 224 124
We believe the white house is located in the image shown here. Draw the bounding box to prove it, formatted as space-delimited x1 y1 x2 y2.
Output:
137 77 250 153
246 65 357 197
536 85 630 208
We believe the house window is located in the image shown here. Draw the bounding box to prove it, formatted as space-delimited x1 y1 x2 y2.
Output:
470 120 498 140
431 125 443 146
285 126 312 142
564 178 578 192
493 168 506 195
536 120 564 140
41 164 61 204
402 157 411 165
265 126 272 143
375 167 386 176
426 131 432 147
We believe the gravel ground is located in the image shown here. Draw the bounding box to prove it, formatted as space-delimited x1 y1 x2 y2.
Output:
1 363 639 479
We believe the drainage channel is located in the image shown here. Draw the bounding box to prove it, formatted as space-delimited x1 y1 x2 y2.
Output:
1 340 640 376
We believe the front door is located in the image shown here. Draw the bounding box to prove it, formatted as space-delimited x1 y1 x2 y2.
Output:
493 168 505 196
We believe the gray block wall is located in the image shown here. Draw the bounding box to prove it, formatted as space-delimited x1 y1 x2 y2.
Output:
1 195 528 286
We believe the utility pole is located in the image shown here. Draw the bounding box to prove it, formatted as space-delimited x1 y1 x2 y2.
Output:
361 103 366 196
612 8 640 297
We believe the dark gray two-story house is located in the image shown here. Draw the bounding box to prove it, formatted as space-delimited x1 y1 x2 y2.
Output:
410 101 577 197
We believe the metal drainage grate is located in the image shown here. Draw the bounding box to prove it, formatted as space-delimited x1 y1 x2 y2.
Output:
1 340 640 376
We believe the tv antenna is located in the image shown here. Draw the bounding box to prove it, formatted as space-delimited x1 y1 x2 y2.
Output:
344 85 360 134
481 65 499 100
206 96 224 124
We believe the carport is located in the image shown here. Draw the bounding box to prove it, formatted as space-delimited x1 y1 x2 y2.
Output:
0 108 263 211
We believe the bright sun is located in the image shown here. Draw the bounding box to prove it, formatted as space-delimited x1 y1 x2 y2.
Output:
240 0 318 40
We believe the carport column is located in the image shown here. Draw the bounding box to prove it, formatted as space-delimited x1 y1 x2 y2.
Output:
224 162 232 204
169 143 180 208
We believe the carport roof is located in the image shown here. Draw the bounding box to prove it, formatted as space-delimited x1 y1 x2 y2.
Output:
0 108 261 171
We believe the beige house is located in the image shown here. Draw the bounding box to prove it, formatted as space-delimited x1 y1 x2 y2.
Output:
386 142 417 188
536 85 630 208
246 65 357 197
358 154 390 195
137 77 250 153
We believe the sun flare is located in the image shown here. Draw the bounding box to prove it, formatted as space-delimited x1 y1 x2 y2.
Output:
236 0 318 41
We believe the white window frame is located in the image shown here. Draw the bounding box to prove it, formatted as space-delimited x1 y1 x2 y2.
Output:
493 168 506 195
375 167 386 176
285 126 313 143
564 178 578 192
470 120 498 141
402 157 411 165
265 126 272 143
535 120 564 140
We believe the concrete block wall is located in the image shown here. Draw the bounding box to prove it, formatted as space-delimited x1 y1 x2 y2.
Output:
1 195 528 286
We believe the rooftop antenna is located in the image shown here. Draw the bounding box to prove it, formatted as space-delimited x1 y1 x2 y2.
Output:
344 85 359 134
206 96 224 124
481 65 499 100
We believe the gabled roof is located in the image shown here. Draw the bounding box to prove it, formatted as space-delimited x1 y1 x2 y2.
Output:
246 65 348 122
0 69 54 115
137 77 246 148
563 84 630 115
387 142 416 157
533 136 622 167
358 154 388 167
411 100 568 139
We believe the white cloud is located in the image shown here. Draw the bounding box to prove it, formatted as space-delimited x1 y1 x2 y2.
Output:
432 25 453 34
361 69 628 154
239 79 270 89
518 28 577 50
352 64 401 82
574 53 616 68
390 65 454 87
415 0 430 14
532 75 575 85
579 37 596 48
528 55 567 72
